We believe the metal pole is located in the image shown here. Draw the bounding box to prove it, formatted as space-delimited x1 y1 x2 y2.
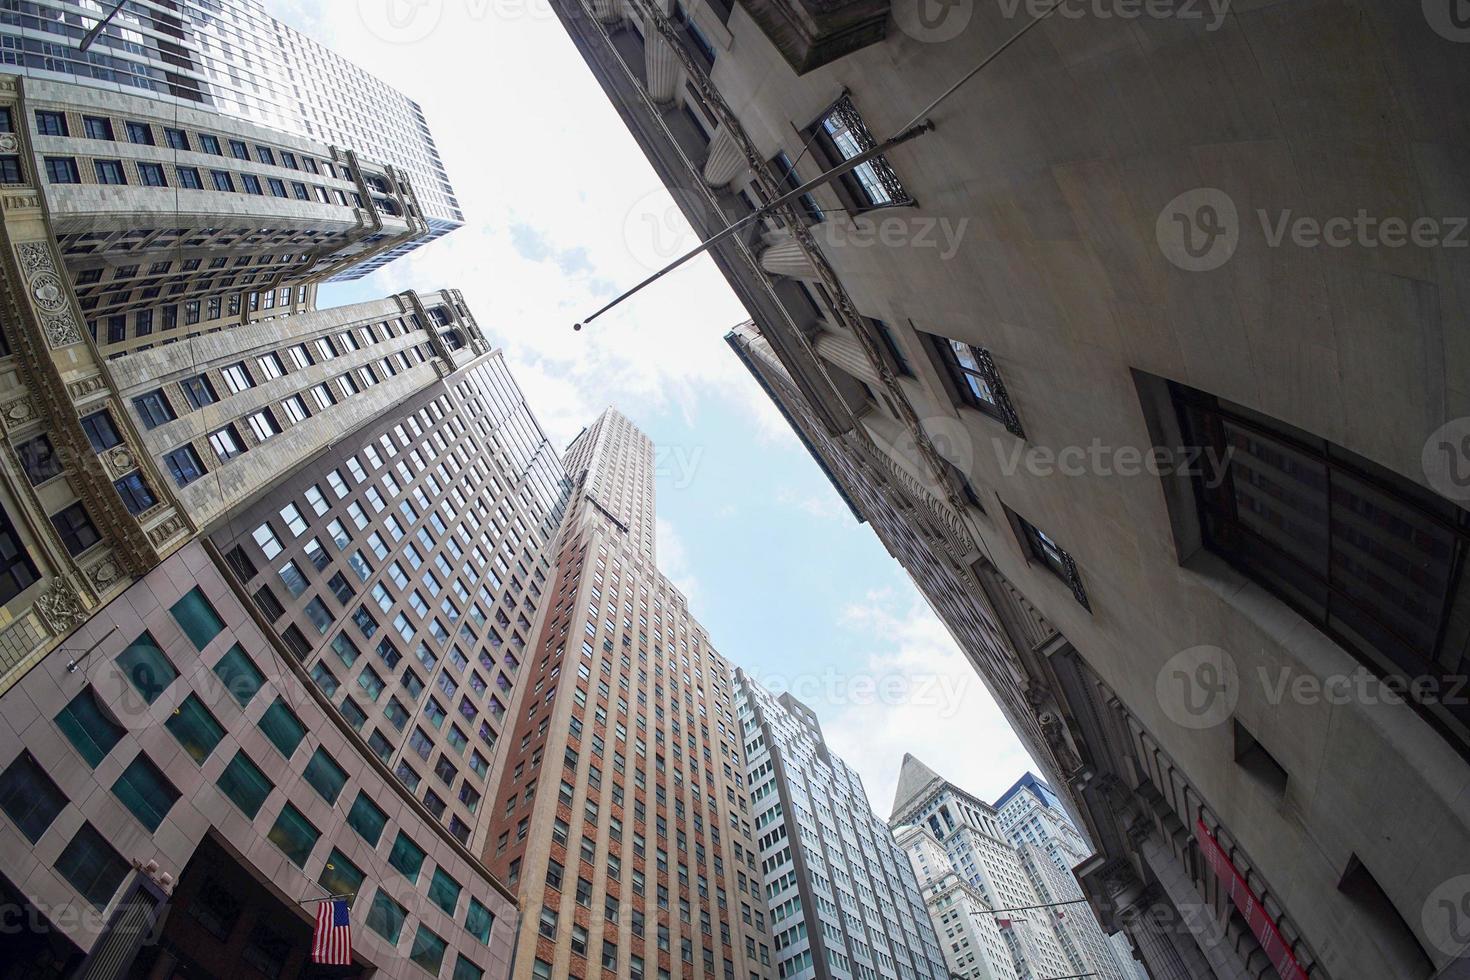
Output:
986 897 1093 914
573 119 934 332
79 1 128 53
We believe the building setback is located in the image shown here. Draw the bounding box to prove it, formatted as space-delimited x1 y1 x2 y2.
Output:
732 671 950 980
485 408 770 980
547 0 1470 974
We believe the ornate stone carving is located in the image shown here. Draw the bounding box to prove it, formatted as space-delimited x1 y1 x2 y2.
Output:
148 514 186 546
1 397 35 429
15 242 82 348
106 446 135 474
35 581 86 635
87 558 123 591
68 375 107 400
0 134 17 153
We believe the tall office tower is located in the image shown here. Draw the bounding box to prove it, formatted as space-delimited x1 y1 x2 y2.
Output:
486 408 769 980
890 756 1074 980
0 1 462 274
993 775 1146 980
732 670 950 980
553 0 1470 973
0 332 564 978
0 54 451 693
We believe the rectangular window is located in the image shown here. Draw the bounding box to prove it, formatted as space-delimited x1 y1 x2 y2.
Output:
813 95 910 209
177 166 203 189
138 162 167 187
113 472 156 515
126 121 153 145
54 823 129 910
165 694 225 764
927 331 1024 436
83 116 112 141
303 748 348 805
164 446 206 487
267 802 320 867
180 374 217 410
44 156 79 184
258 698 306 757
94 160 127 185
211 170 235 192
348 792 388 846
217 751 273 819
213 644 265 707
0 752 68 843
55 687 123 767
366 889 407 944
171 587 224 649
34 111 67 137
51 502 100 556
111 753 179 831
209 425 244 461
246 409 281 442
114 632 176 705
388 831 426 882
133 389 175 429
164 127 189 150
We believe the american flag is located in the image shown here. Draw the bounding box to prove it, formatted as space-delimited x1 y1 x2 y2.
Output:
312 899 352 965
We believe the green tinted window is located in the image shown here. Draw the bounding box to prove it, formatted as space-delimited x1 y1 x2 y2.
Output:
302 748 347 805
465 897 494 944
267 802 319 867
257 697 305 758
0 752 67 843
318 848 365 907
365 888 406 944
217 750 273 817
212 644 264 707
409 924 446 974
54 823 129 910
111 753 179 831
114 632 176 705
452 956 485 980
387 831 425 882
165 694 224 764
347 792 387 847
55 687 124 767
170 586 225 650
428 867 462 915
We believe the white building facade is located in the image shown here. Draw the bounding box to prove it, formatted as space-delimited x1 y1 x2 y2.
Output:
733 670 950 980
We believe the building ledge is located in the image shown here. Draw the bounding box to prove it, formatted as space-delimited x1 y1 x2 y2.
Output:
737 0 889 74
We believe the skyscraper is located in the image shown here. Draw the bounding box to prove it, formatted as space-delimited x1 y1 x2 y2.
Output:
486 408 770 980
0 0 462 274
732 671 950 980
890 756 1073 980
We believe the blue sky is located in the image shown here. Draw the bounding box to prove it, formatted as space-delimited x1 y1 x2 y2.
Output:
270 0 1035 812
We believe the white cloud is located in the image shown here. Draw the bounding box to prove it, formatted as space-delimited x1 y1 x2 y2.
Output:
761 588 1039 819
655 516 701 609
776 485 853 522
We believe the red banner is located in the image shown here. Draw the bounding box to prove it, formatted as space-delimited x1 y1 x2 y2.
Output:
1195 819 1309 980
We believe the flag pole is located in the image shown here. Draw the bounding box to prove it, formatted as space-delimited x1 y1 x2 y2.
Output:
297 892 354 905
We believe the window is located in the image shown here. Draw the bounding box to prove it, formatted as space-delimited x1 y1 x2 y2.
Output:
1172 381 1470 755
927 331 1024 436
388 831 426 882
282 395 311 424
55 687 123 767
164 127 189 150
870 318 912 375
126 121 153 145
34 110 67 136
771 150 823 224
16 434 63 485
813 95 911 209
171 587 224 649
83 116 113 140
320 848 365 909
466 898 494 944
177 166 203 189
180 373 217 409
348 791 388 846
213 644 265 707
0 752 67 843
138 162 167 187
200 134 222 155
54 823 129 910
164 446 206 487
94 160 127 185
0 155 21 183
246 409 281 442
0 502 38 605
303 748 348 804
242 174 263 195
229 140 249 160
133 389 175 428
216 750 274 817
209 425 245 461
267 802 320 867
81 411 122 452
44 156 79 183
112 753 179 831
429 868 462 915
165 694 225 764
258 697 306 757
221 361 254 393
113 472 156 515
211 170 235 192
115 632 176 704
51 502 100 555
366 889 407 944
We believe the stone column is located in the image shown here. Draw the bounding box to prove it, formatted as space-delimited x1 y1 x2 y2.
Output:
644 28 680 105
813 329 880 386
758 232 818 280
701 126 747 188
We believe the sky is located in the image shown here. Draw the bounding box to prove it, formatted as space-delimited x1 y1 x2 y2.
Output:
267 0 1038 814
